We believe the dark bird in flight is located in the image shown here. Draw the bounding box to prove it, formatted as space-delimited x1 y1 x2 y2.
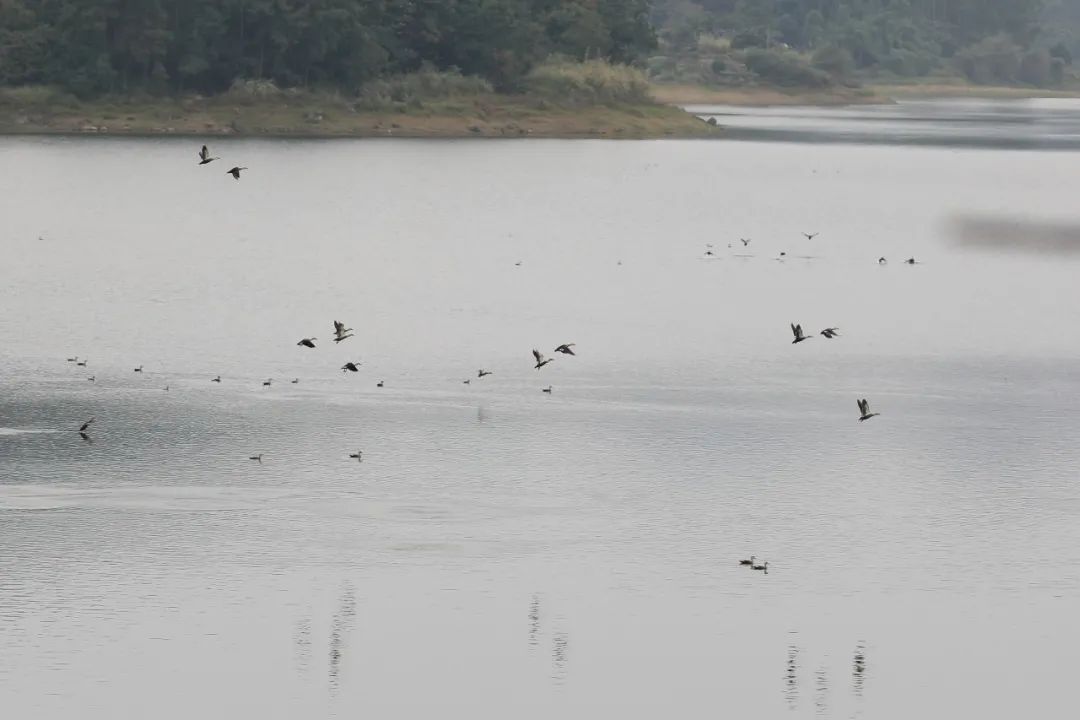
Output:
249 454 263 464
226 166 247 180
791 323 811 344
341 362 361 373
212 375 221 383
198 145 219 165
533 349 554 370
262 378 272 387
878 257 887 265
554 344 576 356
857 398 880 422
297 337 317 349
133 365 143 372
79 417 95 433
803 232 818 240
542 386 553 394
739 555 756 567
820 328 840 339
478 369 493 378
741 238 751 247
752 561 769 573
332 320 354 343
348 450 363 461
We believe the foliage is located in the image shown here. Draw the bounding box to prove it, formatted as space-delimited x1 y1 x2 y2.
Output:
742 48 832 87
525 58 652 105
0 0 658 97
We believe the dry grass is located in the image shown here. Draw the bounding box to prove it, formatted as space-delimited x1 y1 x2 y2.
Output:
650 83 886 106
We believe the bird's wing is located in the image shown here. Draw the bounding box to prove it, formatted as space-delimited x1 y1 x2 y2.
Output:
532 349 542 363
795 324 804 338
200 145 208 159
858 399 867 415
863 399 871 414
791 323 798 338
334 320 344 333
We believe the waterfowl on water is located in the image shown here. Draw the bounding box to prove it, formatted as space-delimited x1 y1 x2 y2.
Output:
226 166 247 180
857 398 880 422
87 376 96 382
79 417 95 433
542 386 553 393
739 555 756 567
163 385 169 392
554 344 576 356
212 376 221 383
791 323 811 344
198 145 219 165
752 561 769 573
478 369 493 378
905 257 916 265
533 349 554 370
348 450 363 461
67 356 78 363
463 379 471 385
376 380 384 388
291 378 299 384
249 454 263 463
820 328 840 339
76 359 88 367
297 337 317 349
341 362 361 373
263 378 273 387
133 365 143 372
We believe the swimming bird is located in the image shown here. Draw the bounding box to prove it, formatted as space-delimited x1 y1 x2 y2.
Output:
463 379 471 385
752 561 769 573
249 454 263 464
515 261 522 267
226 166 247 180
79 417 95 433
878 257 887 265
133 365 143 372
554 343 576 356
291 378 299 384
297 337 317 349
263 378 272 387
739 555 756 567
542 386 553 394
376 380 384 388
76 359 88 367
857 398 880 422
791 323 811 344
478 369 493 378
803 232 818 240
198 145 219 165
163 385 169 392
87 376 95 382
905 257 916 264
332 320 354 343
348 450 363 461
705 245 715 257
212 376 221 383
820 328 840 339
533 349 554 370
341 362 360 373
66 356 78 363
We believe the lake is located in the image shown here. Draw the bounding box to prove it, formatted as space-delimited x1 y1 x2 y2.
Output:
2 100 1080 718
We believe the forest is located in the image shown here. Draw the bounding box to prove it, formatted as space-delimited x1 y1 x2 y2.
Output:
1 1 1079 98
0 0 655 96
651 0 1080 87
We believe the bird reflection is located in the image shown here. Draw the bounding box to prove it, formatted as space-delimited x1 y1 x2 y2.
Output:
328 585 357 693
294 616 312 675
79 432 93 444
785 645 799 710
815 666 829 717
528 594 540 647
853 643 867 698
476 406 489 424
552 631 569 683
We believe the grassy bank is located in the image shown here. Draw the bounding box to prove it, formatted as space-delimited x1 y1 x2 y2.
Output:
870 81 1080 100
650 83 886 106
0 64 719 140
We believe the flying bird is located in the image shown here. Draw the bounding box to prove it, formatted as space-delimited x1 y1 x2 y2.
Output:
791 323 811 344
741 238 751 247
79 417 95 433
249 454 263 464
803 232 818 240
297 337 317 349
79 432 92 443
226 166 247 180
341 362 361 373
878 257 887 265
857 398 880 422
477 369 493 378
533 349 554 370
332 320 354 343
198 145 219 165
554 344 576 356
739 555 756 567
820 328 840 339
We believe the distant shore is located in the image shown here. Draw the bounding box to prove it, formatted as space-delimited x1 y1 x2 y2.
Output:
0 90 720 140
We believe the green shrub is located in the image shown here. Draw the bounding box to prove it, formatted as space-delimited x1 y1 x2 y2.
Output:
0 85 79 108
956 35 1021 84
811 45 855 81
742 48 832 87
524 59 652 105
356 66 493 110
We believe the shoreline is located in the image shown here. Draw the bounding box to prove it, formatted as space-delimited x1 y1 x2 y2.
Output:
0 92 719 140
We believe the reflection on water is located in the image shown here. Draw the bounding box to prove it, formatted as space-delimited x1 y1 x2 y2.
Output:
328 586 357 693
854 643 867 698
689 98 1080 149
552 631 569 684
786 644 799 711
815 666 829 717
528 594 540 648
295 616 312 676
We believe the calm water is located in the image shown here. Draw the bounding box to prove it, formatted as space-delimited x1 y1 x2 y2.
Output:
2 102 1080 718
